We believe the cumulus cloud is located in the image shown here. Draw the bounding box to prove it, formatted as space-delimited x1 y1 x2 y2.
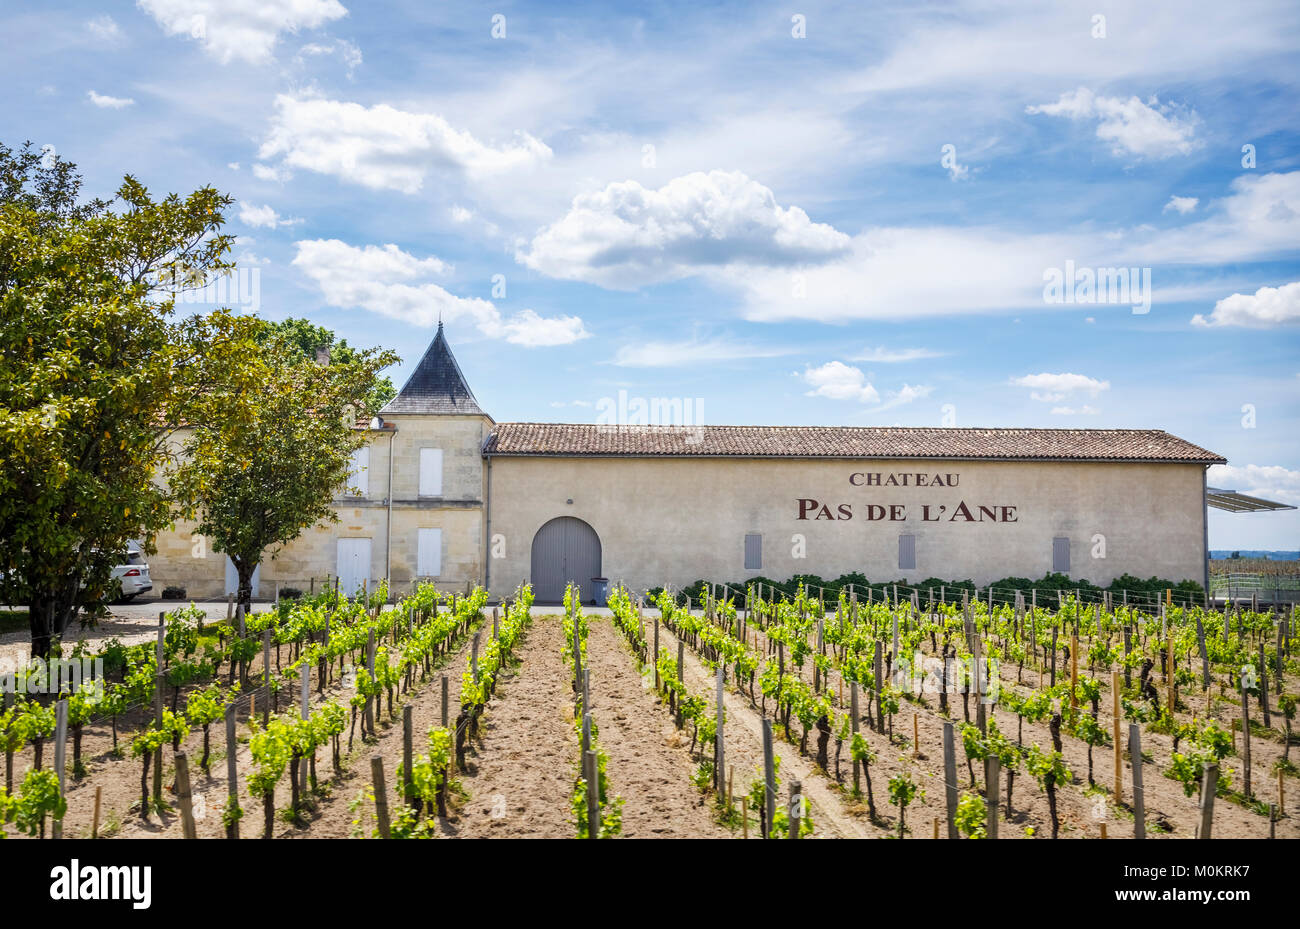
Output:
87 90 134 108
137 0 347 64
1013 372 1110 403
292 239 587 347
1026 88 1200 159
85 15 123 41
258 94 552 194
297 38 362 77
238 202 300 229
1191 281 1300 328
1163 195 1198 215
1207 464 1300 505
802 361 880 404
868 383 934 412
517 170 851 289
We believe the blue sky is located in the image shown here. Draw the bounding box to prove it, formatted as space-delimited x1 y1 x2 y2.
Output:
4 0 1298 548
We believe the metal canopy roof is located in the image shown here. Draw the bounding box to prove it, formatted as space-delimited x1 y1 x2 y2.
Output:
1206 487 1297 513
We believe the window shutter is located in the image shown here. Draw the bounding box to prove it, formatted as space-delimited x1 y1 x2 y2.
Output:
417 528 442 577
898 534 916 571
348 446 369 496
744 533 762 570
1052 537 1071 573
419 448 443 496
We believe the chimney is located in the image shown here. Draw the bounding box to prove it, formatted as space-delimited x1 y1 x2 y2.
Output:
315 346 330 365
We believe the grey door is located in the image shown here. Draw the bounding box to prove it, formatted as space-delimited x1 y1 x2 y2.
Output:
531 517 602 603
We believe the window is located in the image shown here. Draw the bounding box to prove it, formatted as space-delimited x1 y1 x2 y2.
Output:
417 528 442 577
744 533 762 570
347 446 369 496
419 448 443 496
898 534 916 571
1052 537 1070 573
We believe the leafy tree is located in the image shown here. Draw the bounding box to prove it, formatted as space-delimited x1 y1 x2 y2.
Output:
171 331 398 611
255 317 396 414
0 141 260 658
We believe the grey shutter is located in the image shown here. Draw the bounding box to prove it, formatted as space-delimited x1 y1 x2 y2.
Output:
898 534 916 571
1052 537 1071 573
744 533 762 570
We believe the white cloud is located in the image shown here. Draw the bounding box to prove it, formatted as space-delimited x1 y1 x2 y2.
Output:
1207 464 1300 505
137 0 347 65
518 170 851 289
611 338 792 367
1050 405 1101 416
868 383 933 412
298 38 361 77
87 90 134 109
258 94 552 194
449 205 473 224
227 162 240 171
292 239 587 347
852 346 945 363
802 361 880 404
86 15 123 42
238 202 300 229
1026 88 1200 159
252 162 291 182
1191 281 1300 328
1013 372 1110 402
1163 195 1198 215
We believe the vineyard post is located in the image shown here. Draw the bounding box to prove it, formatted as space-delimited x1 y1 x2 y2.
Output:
583 749 599 840
1166 635 1175 714
91 786 102 839
153 669 164 805
1069 633 1079 713
873 641 884 731
492 605 498 640
1257 642 1270 727
788 779 801 839
1123 625 1132 688
3 691 11 794
582 669 590 721
715 663 725 795
912 712 919 760
262 629 271 727
52 698 67 839
175 751 197 839
815 619 824 692
370 754 391 839
441 674 449 728
471 631 481 683
1276 620 1285 692
1240 679 1252 798
850 682 860 794
653 619 660 690
1129 724 1145 839
985 755 999 839
975 635 987 735
676 640 685 728
1111 670 1122 804
1195 614 1210 689
1278 769 1284 812
942 721 957 839
402 704 414 810
365 630 376 736
891 613 899 671
226 593 233 623
581 712 591 756
225 704 239 838
1049 626 1058 688
1198 762 1218 839
762 718 776 838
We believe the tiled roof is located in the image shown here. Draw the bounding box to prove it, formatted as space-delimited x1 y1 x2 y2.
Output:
483 424 1225 463
380 322 488 417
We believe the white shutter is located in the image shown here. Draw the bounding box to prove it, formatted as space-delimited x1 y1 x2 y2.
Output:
417 528 442 577
419 448 443 496
348 445 369 496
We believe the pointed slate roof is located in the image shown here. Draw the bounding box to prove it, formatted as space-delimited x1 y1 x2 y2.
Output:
380 323 488 417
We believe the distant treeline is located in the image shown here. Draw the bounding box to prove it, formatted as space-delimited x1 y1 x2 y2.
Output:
648 570 1204 607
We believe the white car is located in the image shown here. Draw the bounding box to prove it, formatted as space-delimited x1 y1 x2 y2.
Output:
109 545 153 602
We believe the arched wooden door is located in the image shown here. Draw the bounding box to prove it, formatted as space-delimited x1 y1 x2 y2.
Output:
530 517 601 603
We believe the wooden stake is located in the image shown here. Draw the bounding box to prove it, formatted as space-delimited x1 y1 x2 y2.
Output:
52 698 67 840
912 712 919 760
1099 822 1108 839
788 779 802 839
1070 633 1079 713
584 749 599 839
762 718 776 839
91 786 102 839
1111 670 1122 804
1198 763 1218 839
225 704 239 839
1130 724 1145 840
175 751 197 839
370 754 391 838
942 721 958 839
